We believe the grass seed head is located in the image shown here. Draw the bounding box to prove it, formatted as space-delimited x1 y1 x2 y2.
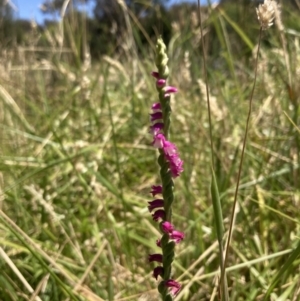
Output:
256 0 276 30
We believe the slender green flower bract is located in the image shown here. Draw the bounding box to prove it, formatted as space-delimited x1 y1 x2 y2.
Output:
147 37 184 300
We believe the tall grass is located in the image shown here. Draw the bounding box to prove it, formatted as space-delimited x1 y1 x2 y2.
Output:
0 1 300 301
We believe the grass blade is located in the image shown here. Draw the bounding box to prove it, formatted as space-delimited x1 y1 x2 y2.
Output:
263 241 300 300
211 166 228 301
264 242 300 301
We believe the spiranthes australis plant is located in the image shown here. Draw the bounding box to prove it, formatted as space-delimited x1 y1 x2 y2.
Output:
147 37 184 301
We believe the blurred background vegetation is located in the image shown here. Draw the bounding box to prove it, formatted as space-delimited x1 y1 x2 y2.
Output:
0 0 299 57
0 0 300 300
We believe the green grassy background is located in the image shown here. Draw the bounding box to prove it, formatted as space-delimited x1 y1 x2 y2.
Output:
0 2 300 301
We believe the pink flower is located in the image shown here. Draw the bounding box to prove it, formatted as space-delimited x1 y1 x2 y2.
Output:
153 266 164 280
168 154 184 178
148 199 164 212
151 71 160 79
156 79 166 87
152 209 165 221
152 133 166 148
161 221 174 233
163 86 178 94
148 253 163 263
149 122 164 136
165 279 181 296
162 140 177 156
150 185 162 197
151 134 184 177
170 230 184 244
161 222 184 243
151 102 161 111
162 141 184 178
163 86 178 97
150 112 163 122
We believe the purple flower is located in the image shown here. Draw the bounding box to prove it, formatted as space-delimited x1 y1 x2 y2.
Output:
163 86 178 94
162 140 177 156
165 279 181 296
161 221 174 233
153 134 183 178
152 135 184 177
156 238 162 248
163 86 178 97
168 154 184 178
148 253 163 263
151 102 161 111
148 199 164 212
152 209 165 221
157 79 166 87
150 185 163 196
161 222 184 243
160 140 184 178
153 266 164 280
150 112 163 123
152 133 166 149
149 122 164 136
151 71 160 79
170 230 184 244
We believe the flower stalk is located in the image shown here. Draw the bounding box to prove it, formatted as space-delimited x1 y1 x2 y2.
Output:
147 37 184 300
